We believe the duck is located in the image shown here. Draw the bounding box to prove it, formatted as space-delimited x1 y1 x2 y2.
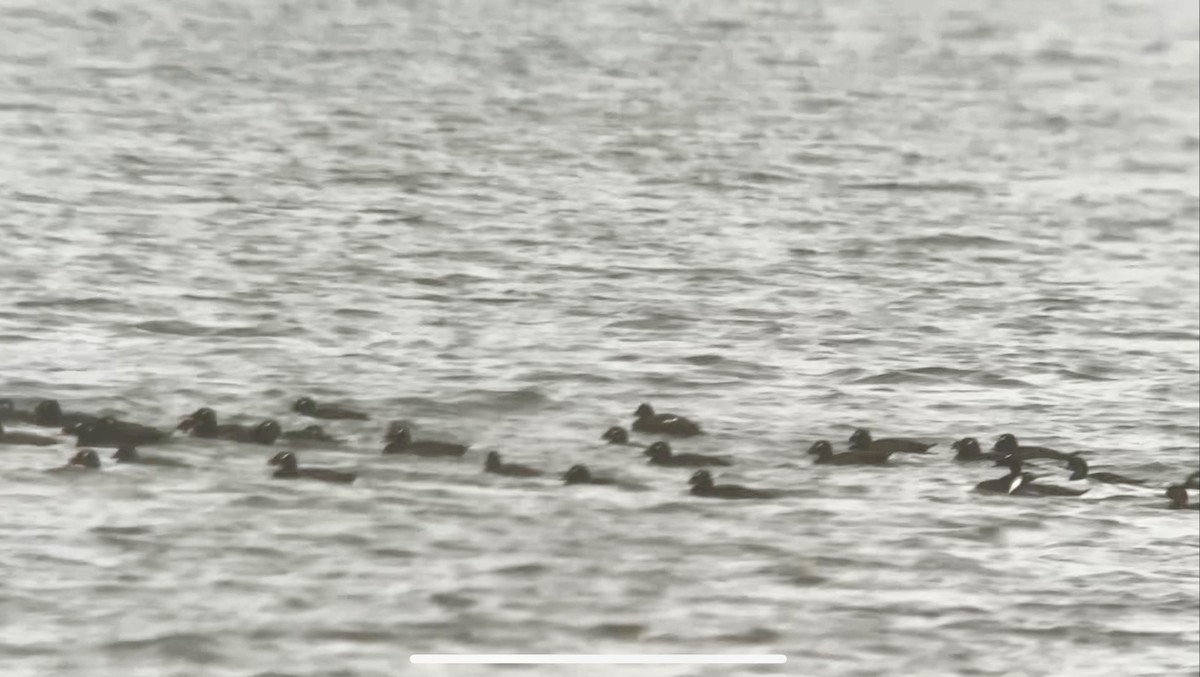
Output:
975 458 1087 497
1064 456 1147 485
111 446 189 467
644 441 731 467
382 427 467 457
601 426 631 445
809 440 892 466
47 448 102 471
848 428 934 454
268 451 356 483
563 464 618 485
281 424 339 444
292 397 369 421
951 437 1004 462
688 470 777 499
991 433 1078 463
7 399 99 428
0 420 59 447
631 403 703 437
484 451 543 477
1166 485 1200 511
71 416 167 448
177 409 280 445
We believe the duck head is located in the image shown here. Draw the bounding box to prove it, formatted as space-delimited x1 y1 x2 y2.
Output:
848 428 872 448
807 440 833 457
270 451 298 472
1066 456 1089 481
601 426 628 444
952 437 982 458
688 470 713 490
993 433 1019 454
1166 485 1190 509
485 451 502 471
35 399 64 427
643 441 671 460
634 403 654 418
563 464 591 484
254 420 281 445
293 397 317 415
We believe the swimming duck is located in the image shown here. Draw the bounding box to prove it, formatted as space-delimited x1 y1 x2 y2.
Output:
177 409 279 445
809 440 892 466
1064 457 1147 485
563 464 618 485
268 451 357 483
631 403 703 437
1166 485 1199 511
281 424 339 444
849 429 934 454
991 433 1078 463
111 446 189 467
601 426 631 445
72 416 167 448
292 397 369 421
0 421 59 447
382 427 467 457
688 470 777 499
484 451 543 477
7 399 99 428
951 437 1004 462
644 441 731 467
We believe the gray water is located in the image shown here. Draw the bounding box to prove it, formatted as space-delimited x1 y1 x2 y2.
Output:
2 0 1198 675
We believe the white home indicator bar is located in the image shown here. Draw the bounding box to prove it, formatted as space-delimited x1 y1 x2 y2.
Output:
410 654 786 665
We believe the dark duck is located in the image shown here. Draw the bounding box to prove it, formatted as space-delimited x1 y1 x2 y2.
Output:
975 458 1087 497
292 397 369 421
1064 456 1147 486
808 440 892 466
268 451 356 483
5 399 97 429
688 470 777 499
644 441 730 468
484 451 543 477
951 437 1003 462
849 428 934 454
1166 485 1199 511
991 433 1078 463
177 408 280 445
382 427 467 457
563 464 618 486
601 426 631 445
0 420 59 447
73 416 167 448
631 403 703 437
281 424 339 444
112 446 189 467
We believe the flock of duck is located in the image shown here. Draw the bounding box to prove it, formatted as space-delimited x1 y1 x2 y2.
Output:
2 397 1198 510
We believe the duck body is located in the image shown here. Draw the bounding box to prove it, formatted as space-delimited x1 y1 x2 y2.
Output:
631 403 703 437
382 428 467 457
849 429 934 454
178 409 279 445
0 421 59 447
809 440 892 466
268 451 356 483
688 470 776 499
72 417 167 448
563 464 618 485
47 448 102 472
1166 486 1200 510
7 399 98 429
644 441 731 468
992 433 1078 463
485 451 543 477
111 446 189 467
1066 457 1147 485
293 397 368 420
976 460 1087 497
281 425 339 444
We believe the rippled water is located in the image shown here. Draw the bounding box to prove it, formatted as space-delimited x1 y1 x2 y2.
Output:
2 0 1198 675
